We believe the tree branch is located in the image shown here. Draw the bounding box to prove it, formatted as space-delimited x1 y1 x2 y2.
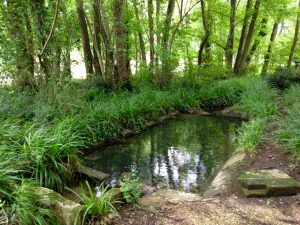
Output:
39 0 60 57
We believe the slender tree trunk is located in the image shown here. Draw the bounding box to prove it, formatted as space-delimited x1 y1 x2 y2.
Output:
155 0 161 67
76 0 94 77
287 1 300 68
261 22 279 74
225 0 237 69
93 0 103 76
234 0 253 73
32 0 52 81
160 0 176 86
63 50 72 78
113 0 130 88
235 0 261 74
148 0 155 69
198 0 212 66
246 18 268 64
7 0 35 89
97 0 115 87
133 0 146 63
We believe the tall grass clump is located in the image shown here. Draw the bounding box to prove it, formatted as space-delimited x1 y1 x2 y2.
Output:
276 85 300 158
237 118 265 153
12 180 56 225
20 122 86 192
235 79 277 118
68 181 120 225
235 79 277 153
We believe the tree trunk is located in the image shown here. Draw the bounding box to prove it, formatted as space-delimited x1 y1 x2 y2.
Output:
234 0 253 73
261 22 279 74
148 0 155 69
97 0 115 87
133 0 146 63
92 0 103 76
32 0 52 81
155 0 161 66
76 0 94 77
113 0 130 88
198 0 212 66
235 0 261 74
246 18 268 64
7 0 35 89
160 0 176 86
287 1 300 68
225 0 237 69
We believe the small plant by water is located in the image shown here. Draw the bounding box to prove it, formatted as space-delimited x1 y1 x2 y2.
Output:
67 181 120 225
120 175 143 203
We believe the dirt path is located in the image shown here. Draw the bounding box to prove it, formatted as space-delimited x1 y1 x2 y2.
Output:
113 141 300 225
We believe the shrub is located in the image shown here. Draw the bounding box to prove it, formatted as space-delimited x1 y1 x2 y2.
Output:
120 175 142 203
267 67 300 90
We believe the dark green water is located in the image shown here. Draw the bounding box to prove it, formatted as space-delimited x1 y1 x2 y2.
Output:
86 114 240 193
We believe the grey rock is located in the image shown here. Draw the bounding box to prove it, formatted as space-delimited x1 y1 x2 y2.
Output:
77 165 109 180
237 169 300 197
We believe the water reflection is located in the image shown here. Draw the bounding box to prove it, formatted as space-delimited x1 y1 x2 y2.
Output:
86 114 240 193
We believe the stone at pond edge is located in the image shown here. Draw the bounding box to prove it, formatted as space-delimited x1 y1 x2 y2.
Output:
237 169 300 197
77 165 109 180
37 187 81 225
110 188 122 201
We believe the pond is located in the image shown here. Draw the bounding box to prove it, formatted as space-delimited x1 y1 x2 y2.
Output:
85 114 241 193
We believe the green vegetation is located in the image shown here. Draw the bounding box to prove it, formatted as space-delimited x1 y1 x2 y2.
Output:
277 85 300 158
68 181 120 225
0 0 299 223
235 80 277 152
120 175 143 203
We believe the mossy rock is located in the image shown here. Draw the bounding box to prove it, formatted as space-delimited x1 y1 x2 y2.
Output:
237 169 300 197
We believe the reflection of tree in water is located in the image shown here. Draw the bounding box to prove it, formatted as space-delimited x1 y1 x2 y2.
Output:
86 115 240 192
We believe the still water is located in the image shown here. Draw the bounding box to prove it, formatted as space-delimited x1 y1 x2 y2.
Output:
86 114 240 193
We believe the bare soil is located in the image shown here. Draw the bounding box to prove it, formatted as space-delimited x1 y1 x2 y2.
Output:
113 141 300 225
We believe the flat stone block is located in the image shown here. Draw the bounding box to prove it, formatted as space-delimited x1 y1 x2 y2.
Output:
237 169 300 197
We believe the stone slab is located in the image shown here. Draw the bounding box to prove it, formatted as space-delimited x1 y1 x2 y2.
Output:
77 165 109 180
237 169 300 197
137 189 202 208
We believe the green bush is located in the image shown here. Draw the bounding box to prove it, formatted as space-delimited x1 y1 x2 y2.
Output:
120 175 142 203
267 67 300 90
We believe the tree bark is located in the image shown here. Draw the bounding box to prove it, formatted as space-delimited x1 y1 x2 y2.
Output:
246 18 268 64
261 22 279 74
160 0 176 85
225 0 237 69
234 0 253 73
92 0 103 76
76 0 94 77
198 0 212 66
7 0 35 89
148 0 155 69
133 0 146 63
235 0 261 74
155 0 161 66
287 1 300 68
113 0 130 88
97 0 115 87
